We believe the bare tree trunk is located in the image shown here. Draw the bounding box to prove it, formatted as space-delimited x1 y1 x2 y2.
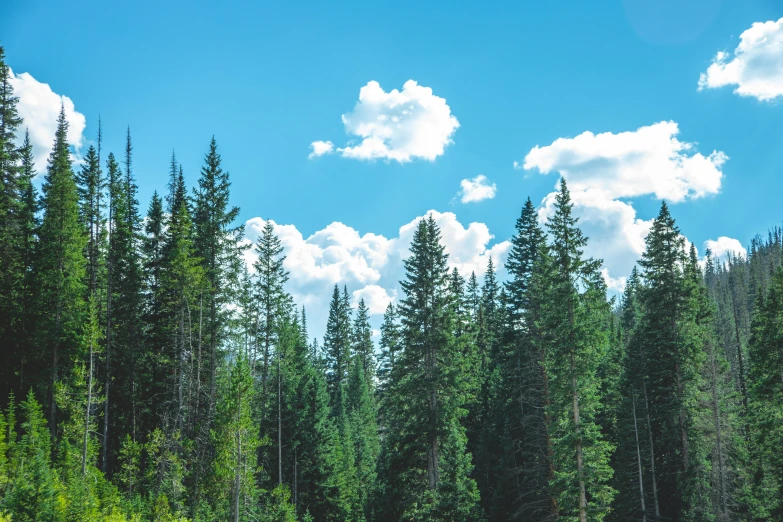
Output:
209 299 217 419
233 391 242 522
642 382 660 519
632 394 647 522
636 339 661 519
178 305 185 432
294 447 298 509
103 197 114 473
278 349 282 486
542 349 558 518
83 333 94 476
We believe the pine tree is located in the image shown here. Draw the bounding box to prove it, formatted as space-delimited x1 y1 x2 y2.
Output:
345 356 380 520
323 285 352 419
376 303 400 417
3 391 58 521
540 179 615 521
0 45 23 382
381 215 481 521
747 266 783 518
211 357 261 522
501 196 555 520
142 191 167 424
252 220 292 492
192 136 244 422
34 104 88 435
352 299 374 383
76 144 105 296
3 130 38 403
610 268 660 521
158 164 203 502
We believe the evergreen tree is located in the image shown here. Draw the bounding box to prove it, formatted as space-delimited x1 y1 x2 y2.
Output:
3 391 58 521
539 179 615 520
351 299 374 383
747 266 783 518
211 357 261 522
381 215 481 521
376 303 400 416
76 144 105 296
501 196 555 520
192 136 244 421
3 130 38 403
323 285 352 419
0 45 23 384
34 104 87 435
345 357 379 521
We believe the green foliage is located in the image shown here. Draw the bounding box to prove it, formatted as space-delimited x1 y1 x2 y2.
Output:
1 43 782 521
381 216 482 521
747 266 783 518
538 180 615 520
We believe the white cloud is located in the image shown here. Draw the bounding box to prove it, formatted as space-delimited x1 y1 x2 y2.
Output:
352 285 395 315
315 80 460 162
308 140 334 158
243 210 507 340
9 68 87 172
601 268 627 293
705 236 747 261
523 121 726 203
458 174 496 203
699 18 783 101
523 121 727 289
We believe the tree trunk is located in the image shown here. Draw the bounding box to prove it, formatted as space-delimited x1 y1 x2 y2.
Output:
83 333 94 476
642 382 661 519
632 394 647 522
278 349 282 486
103 194 114 473
233 390 241 522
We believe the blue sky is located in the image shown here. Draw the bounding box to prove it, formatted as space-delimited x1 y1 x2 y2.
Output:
3 0 783 337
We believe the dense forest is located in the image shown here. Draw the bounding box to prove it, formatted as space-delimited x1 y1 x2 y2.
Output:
1 45 782 522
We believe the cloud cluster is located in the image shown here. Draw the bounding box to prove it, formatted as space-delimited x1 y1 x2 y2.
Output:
310 80 459 162
522 121 728 286
458 175 496 203
699 17 783 101
9 69 87 172
244 210 509 339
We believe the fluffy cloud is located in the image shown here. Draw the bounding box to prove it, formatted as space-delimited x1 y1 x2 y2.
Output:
705 236 747 261
309 140 334 158
523 121 727 289
352 285 395 315
244 210 508 340
9 69 87 171
458 175 496 203
523 121 726 203
312 80 460 162
699 18 783 101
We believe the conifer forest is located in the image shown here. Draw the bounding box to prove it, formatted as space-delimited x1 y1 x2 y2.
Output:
1 43 783 521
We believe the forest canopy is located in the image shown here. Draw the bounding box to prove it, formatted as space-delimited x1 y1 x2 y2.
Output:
0 45 782 521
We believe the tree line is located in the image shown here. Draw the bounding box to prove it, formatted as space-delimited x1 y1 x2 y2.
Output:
0 46 781 521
